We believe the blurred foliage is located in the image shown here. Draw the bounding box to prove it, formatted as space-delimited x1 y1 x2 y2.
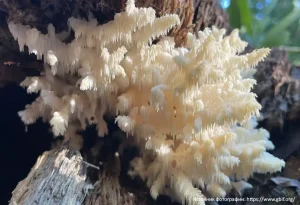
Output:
227 0 253 35
219 0 300 65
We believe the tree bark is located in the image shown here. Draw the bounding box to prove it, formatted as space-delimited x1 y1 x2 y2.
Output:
9 146 88 205
193 0 229 32
254 48 300 159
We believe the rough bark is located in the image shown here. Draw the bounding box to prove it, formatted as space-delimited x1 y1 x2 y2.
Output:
254 48 291 130
9 145 88 205
193 0 229 32
253 48 300 159
254 48 300 129
84 174 137 205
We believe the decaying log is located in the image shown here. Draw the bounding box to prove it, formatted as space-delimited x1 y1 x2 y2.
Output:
252 48 300 159
254 48 291 130
193 0 229 32
9 145 89 205
84 173 137 205
254 48 300 130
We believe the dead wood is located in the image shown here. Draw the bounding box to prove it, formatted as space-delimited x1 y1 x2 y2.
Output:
9 145 88 205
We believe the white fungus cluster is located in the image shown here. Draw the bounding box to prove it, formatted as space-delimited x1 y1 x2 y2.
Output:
8 0 285 204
